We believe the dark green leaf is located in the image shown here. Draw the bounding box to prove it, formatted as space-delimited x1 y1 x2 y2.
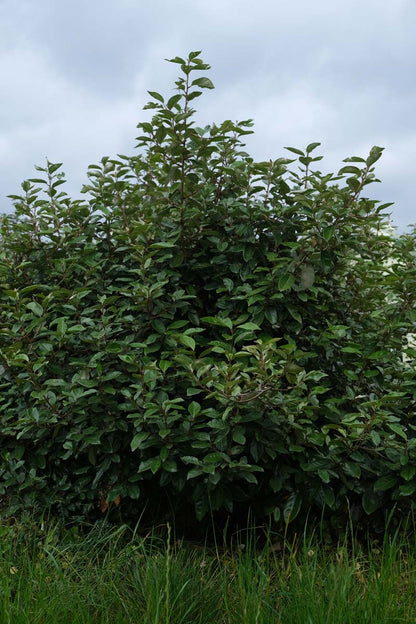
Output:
284 147 305 156
374 475 397 491
399 484 416 497
386 423 407 441
191 77 215 89
338 166 362 176
362 490 382 514
287 305 302 324
232 427 246 445
131 432 150 451
283 492 302 523
400 465 416 481
278 273 295 292
166 56 186 64
147 90 164 103
306 142 321 154
167 94 182 109
366 146 384 167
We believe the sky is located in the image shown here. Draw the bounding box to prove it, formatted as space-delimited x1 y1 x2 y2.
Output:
0 0 415 232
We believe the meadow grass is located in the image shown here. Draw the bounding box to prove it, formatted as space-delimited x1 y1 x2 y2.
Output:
1 515 416 623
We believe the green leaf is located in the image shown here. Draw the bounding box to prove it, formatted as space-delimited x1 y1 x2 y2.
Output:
338 166 362 176
186 91 202 101
181 456 200 465
150 457 161 474
204 452 224 464
180 334 196 350
322 226 335 242
194 497 209 521
237 322 260 331
320 486 335 508
243 246 255 262
241 472 258 484
152 319 166 333
306 142 321 154
12 446 25 460
370 431 381 446
88 447 97 466
362 490 382 515
232 427 246 445
347 177 361 192
265 308 278 324
343 156 366 163
318 469 330 484
150 241 176 249
56 318 67 337
131 432 150 451
166 55 186 64
366 146 384 167
386 423 407 441
118 354 136 364
400 465 416 481
191 77 215 89
283 492 302 523
278 273 295 291
343 462 361 478
399 484 416 497
187 388 203 396
147 91 164 103
367 350 389 360
188 401 201 418
202 316 233 330
159 360 172 373
287 305 302 324
187 467 204 480
284 147 305 156
167 94 182 109
48 162 63 174
374 475 397 491
168 320 189 330
26 301 43 317
126 485 141 499
45 378 66 387
270 476 282 492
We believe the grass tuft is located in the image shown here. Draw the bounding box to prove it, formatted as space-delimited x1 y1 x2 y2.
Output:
1 515 416 623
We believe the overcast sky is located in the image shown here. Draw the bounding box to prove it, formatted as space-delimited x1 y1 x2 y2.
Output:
0 0 414 232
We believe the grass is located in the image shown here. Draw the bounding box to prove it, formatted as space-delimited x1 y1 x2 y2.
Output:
1 515 416 623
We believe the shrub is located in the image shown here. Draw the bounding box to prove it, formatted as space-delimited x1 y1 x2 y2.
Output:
0 51 415 529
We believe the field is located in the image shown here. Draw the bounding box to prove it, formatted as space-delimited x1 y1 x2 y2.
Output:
2 516 416 623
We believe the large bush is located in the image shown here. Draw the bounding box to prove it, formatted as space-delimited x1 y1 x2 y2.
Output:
0 52 415 528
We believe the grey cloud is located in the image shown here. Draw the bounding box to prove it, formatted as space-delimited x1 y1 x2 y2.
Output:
1 0 187 97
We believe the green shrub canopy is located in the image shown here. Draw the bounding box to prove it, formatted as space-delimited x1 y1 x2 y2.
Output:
0 52 415 528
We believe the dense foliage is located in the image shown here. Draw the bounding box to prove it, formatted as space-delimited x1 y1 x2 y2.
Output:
0 52 415 528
